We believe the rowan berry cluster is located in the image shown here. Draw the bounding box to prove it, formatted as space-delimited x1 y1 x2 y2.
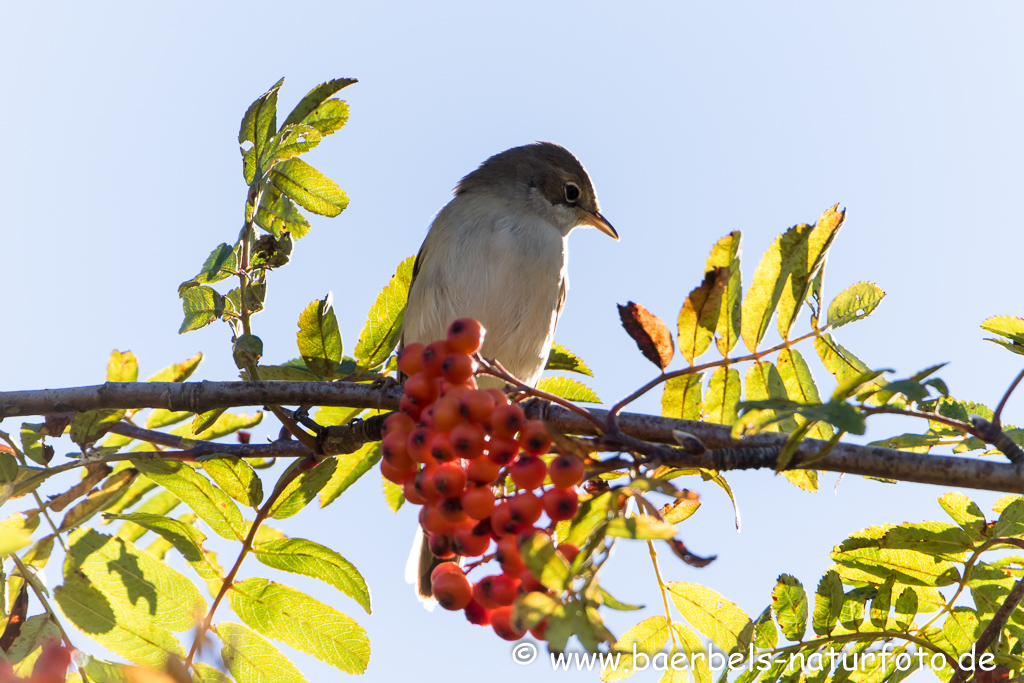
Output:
380 318 586 641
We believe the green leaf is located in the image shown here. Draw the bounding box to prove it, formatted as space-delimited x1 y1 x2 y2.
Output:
229 578 370 674
545 343 595 376
512 591 561 632
666 582 752 653
179 286 226 334
776 206 845 339
146 352 202 383
752 606 778 650
354 255 414 370
66 528 206 632
0 511 35 556
55 570 183 668
537 376 601 403
269 158 348 217
941 607 979 657
830 523 961 586
518 532 572 591
938 492 987 541
178 244 237 296
777 349 833 440
678 267 727 364
217 621 309 683
116 489 180 542
826 282 885 330
107 350 138 382
320 443 381 508
201 456 263 508
661 372 703 421
103 512 219 580
702 367 740 424
239 78 284 182
192 662 233 683
707 231 742 356
811 565 843 634
58 469 138 532
981 315 1024 345
253 359 322 382
743 361 793 433
771 574 807 642
264 123 322 169
169 411 262 440
297 294 343 379
382 476 404 513
563 490 616 548
254 538 370 614
870 574 895 628
70 409 126 448
269 459 337 519
132 459 246 540
893 587 918 630
597 586 644 611
254 185 312 239
605 616 671 680
4 615 62 675
280 78 357 132
605 516 676 540
144 409 191 430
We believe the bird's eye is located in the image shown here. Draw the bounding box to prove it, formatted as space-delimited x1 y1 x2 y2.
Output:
564 182 581 203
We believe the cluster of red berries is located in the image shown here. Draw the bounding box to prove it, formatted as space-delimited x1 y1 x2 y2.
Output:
380 318 585 641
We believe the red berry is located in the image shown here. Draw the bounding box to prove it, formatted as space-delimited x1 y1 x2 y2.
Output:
382 411 416 437
486 388 510 406
407 427 434 464
508 492 543 526
450 422 486 459
403 476 427 505
431 560 463 582
490 502 514 537
428 533 454 559
398 395 423 421
490 573 520 606
530 620 548 640
433 463 467 497
437 497 468 524
414 465 442 503
432 570 472 610
397 343 425 376
431 396 462 432
466 456 500 484
543 487 579 521
490 605 526 641
510 456 547 490
496 535 526 574
382 432 414 470
380 459 410 484
557 542 580 565
461 485 496 520
519 568 545 593
452 522 491 557
486 436 519 465
473 577 501 609
460 390 495 423
404 371 438 407
421 340 450 377
447 318 485 354
519 421 551 456
442 353 475 384
549 453 584 488
464 598 491 626
429 432 456 463
419 504 451 535
490 403 525 438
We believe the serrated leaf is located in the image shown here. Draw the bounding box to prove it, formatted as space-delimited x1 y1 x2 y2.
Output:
239 78 284 182
264 123 322 169
354 255 414 370
981 316 1024 345
512 591 561 632
518 532 572 591
320 442 381 508
666 582 752 653
604 616 670 681
70 409 127 448
777 206 845 339
115 488 180 542
537 376 601 403
58 469 137 532
132 459 246 541
702 367 740 425
269 459 337 519
382 476 404 513
217 621 309 683
743 361 794 433
297 294 342 379
563 491 617 548
254 185 312 239
752 606 778 649
201 456 263 508
192 662 233 683
830 523 961 586
605 516 676 540
938 492 987 541
707 231 742 356
179 286 225 334
280 78 356 132
813 570 843 637
619 302 674 370
103 512 219 580
827 282 885 330
254 538 370 614
678 267 727 364
772 574 807 642
545 343 594 376
107 350 138 383
661 373 703 421
870 574 895 628
229 578 370 674
169 412 262 441
146 353 202 383
144 409 191 430
178 244 237 297
66 528 206 632
269 158 348 217
777 349 833 440
253 359 322 382
56 570 183 668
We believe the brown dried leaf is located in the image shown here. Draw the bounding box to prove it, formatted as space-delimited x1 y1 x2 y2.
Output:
618 302 675 370
47 462 112 512
43 413 74 437
0 585 28 652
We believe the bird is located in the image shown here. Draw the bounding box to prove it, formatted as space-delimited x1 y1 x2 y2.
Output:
399 141 618 600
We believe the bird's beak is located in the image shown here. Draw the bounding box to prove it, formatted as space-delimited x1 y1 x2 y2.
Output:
581 209 619 241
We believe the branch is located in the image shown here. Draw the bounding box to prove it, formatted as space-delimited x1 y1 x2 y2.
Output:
948 573 1024 683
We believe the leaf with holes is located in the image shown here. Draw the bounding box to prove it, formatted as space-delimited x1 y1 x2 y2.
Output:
827 282 885 330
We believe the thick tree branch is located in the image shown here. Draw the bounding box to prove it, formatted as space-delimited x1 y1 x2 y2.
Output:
3 381 1024 493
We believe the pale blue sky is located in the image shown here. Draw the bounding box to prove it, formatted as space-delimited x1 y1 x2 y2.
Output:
3 3 1024 682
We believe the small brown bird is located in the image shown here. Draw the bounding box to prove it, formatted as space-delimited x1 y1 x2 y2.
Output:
401 142 618 600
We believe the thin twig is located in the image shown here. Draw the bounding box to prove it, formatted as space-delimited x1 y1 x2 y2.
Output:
948 573 1024 683
994 367 1024 428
